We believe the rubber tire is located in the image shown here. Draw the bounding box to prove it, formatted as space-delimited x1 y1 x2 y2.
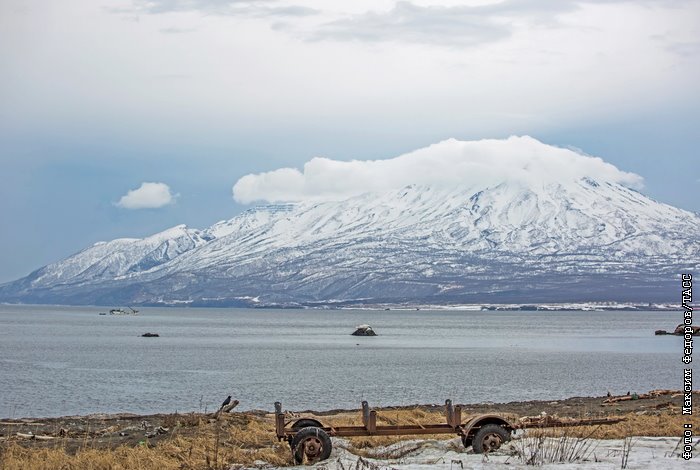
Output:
291 419 324 430
291 427 332 464
287 419 324 449
471 424 510 454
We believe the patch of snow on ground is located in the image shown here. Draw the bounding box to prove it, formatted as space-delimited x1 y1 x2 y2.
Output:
272 436 698 470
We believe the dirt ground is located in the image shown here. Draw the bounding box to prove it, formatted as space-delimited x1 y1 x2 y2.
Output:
0 390 691 455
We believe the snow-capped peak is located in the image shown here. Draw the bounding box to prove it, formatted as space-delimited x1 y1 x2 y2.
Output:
1 138 698 306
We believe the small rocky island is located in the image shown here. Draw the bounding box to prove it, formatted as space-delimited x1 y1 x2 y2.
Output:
655 324 700 336
352 324 377 336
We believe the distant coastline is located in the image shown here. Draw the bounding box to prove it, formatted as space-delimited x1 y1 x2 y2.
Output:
0 301 682 311
0 300 683 311
339 302 681 312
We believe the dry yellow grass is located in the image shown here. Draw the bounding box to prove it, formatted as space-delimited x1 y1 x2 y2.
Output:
1 407 693 469
0 413 291 470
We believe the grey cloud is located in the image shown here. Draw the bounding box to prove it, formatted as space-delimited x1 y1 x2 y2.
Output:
310 0 691 47
651 30 700 57
666 41 700 57
311 1 513 47
254 5 317 17
130 0 317 17
133 0 262 14
159 26 196 33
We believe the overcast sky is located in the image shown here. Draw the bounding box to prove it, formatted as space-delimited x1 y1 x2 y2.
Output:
0 0 698 283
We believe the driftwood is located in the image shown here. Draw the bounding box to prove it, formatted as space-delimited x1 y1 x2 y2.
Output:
15 432 55 441
603 389 678 405
515 415 625 429
213 399 240 419
0 421 43 426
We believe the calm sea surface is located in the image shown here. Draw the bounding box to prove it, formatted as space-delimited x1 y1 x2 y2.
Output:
0 305 688 418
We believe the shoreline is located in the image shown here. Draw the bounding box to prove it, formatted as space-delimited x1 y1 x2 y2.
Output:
1 390 696 469
2 389 690 422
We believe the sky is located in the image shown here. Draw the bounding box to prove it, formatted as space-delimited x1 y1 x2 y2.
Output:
0 0 698 283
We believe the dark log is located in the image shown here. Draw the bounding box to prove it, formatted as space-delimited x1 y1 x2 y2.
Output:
213 399 240 419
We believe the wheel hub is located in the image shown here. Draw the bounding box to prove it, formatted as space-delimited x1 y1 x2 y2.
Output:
303 437 323 460
483 433 503 451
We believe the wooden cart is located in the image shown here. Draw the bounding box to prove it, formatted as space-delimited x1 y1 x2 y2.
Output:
275 400 514 464
275 400 626 464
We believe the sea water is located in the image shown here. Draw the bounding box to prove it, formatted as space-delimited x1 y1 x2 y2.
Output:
0 305 687 418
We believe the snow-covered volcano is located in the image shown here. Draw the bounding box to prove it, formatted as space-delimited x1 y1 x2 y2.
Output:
1 137 697 306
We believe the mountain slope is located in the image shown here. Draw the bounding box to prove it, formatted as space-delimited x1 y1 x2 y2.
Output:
1 176 697 306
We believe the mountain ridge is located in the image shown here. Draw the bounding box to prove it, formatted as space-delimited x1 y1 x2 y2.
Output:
1 176 697 307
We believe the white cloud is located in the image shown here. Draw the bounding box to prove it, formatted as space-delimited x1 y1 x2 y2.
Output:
116 182 177 209
232 136 644 204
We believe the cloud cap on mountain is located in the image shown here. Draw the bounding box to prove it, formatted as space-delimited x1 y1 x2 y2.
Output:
232 136 644 204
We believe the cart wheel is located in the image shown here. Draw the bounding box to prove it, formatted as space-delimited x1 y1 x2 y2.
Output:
292 427 332 464
291 419 324 430
471 424 510 454
288 420 324 450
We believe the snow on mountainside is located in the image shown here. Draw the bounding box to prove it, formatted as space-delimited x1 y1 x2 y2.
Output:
14 225 210 290
1 137 698 306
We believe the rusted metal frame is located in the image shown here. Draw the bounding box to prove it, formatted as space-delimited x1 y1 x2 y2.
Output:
275 414 287 439
276 399 467 441
361 401 377 433
362 401 370 426
445 399 463 428
334 424 457 437
274 402 287 440
282 424 458 438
